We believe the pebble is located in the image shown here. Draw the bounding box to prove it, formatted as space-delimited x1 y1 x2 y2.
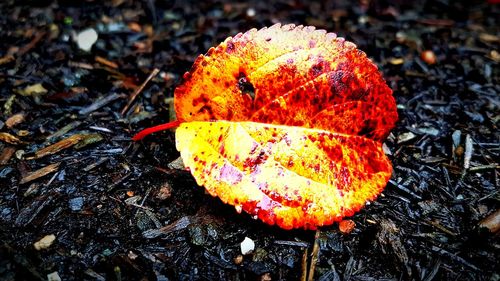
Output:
240 236 255 255
34 234 56 250
47 272 61 281
76 28 98 52
421 50 437 65
339 219 356 234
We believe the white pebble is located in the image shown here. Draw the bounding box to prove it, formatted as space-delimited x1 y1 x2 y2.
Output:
240 237 255 255
76 28 98 52
246 8 256 17
47 272 61 281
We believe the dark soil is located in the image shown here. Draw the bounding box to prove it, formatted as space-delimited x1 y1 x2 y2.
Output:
0 0 499 280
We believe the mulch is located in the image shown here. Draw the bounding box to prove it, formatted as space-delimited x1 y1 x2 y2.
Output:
0 0 498 280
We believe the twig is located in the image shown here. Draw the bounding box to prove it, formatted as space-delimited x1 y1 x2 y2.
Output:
18 31 46 56
121 68 160 115
424 220 458 236
274 240 309 248
388 180 423 200
300 247 308 281
95 56 119 69
307 230 321 281
79 93 123 115
469 164 499 172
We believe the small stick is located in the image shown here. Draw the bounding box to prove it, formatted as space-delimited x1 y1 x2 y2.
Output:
132 120 181 141
300 247 308 281
95 56 119 69
121 68 160 116
307 230 321 281
18 31 46 56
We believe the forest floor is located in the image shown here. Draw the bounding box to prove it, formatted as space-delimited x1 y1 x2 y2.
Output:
0 0 499 280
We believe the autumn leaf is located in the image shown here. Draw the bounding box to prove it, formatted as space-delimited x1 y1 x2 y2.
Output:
134 23 398 229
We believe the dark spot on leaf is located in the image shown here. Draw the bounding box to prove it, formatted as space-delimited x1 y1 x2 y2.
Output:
237 72 255 100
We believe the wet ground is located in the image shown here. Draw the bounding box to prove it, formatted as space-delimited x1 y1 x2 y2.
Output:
0 0 499 280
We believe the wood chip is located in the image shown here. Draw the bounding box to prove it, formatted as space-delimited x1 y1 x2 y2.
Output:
20 162 61 184
0 146 16 165
479 209 500 234
5 112 25 128
479 33 500 44
17 83 48 96
34 134 84 159
307 230 321 281
34 234 56 250
397 132 416 144
167 156 185 170
74 133 103 149
0 132 25 145
95 56 119 69
464 134 473 170
46 121 82 141
0 55 15 65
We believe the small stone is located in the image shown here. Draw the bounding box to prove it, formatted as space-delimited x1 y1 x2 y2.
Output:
234 254 244 265
339 219 356 234
240 237 255 255
34 234 56 250
246 8 256 17
454 145 464 158
421 50 437 65
128 250 138 260
47 272 61 281
76 28 98 52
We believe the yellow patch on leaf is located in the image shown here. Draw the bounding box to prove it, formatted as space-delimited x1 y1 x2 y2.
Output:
176 121 391 230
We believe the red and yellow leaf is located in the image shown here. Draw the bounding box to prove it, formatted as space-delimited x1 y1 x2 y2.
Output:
134 23 398 229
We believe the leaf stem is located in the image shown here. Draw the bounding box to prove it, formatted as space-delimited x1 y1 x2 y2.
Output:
132 120 181 141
